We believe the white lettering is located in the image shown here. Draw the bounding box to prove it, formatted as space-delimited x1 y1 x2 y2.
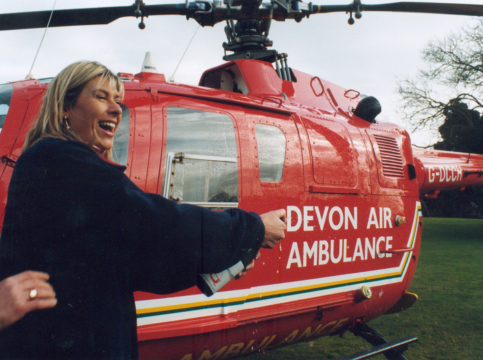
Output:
427 165 463 184
303 241 317 266
303 206 314 231
367 208 379 229
329 207 344 230
287 206 302 232
386 236 393 258
353 238 364 261
284 205 362 232
376 236 386 258
315 206 329 230
429 166 435 183
330 239 343 263
383 207 392 229
344 207 357 230
343 239 352 262
285 236 394 268
287 242 302 268
365 237 376 259
319 240 329 265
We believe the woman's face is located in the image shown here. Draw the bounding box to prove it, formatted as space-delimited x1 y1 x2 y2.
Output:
64 76 122 154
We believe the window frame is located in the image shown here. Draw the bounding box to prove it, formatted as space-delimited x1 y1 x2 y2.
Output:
161 104 242 209
162 152 239 208
254 123 287 183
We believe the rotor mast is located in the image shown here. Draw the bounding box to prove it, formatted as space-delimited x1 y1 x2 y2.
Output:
222 0 278 64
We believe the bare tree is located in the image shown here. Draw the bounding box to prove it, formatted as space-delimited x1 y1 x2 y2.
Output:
398 19 483 135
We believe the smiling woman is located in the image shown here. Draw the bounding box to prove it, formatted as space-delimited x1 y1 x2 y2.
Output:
0 60 287 359
21 61 124 161
64 75 123 155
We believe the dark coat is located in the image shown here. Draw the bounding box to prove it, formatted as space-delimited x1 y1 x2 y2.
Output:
0 138 264 359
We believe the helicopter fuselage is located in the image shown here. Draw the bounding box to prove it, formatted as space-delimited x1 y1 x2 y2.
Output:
1 58 481 360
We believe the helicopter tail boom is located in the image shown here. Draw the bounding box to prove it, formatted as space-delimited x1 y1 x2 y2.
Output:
412 147 483 196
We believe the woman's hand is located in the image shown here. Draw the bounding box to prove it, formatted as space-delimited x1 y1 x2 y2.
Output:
260 209 287 249
0 271 57 331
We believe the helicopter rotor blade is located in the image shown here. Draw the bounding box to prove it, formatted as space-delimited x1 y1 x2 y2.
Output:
0 3 193 31
1 1 483 32
311 2 483 17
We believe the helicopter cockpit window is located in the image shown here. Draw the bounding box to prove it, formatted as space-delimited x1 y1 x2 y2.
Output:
255 124 286 182
0 83 13 133
112 105 130 166
162 107 238 209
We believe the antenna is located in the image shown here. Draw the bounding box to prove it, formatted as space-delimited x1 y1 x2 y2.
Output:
169 25 200 83
26 0 58 79
141 52 158 73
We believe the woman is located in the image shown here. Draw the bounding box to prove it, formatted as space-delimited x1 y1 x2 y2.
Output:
0 61 286 359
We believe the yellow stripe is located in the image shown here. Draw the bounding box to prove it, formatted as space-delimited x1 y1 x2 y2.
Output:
137 295 248 315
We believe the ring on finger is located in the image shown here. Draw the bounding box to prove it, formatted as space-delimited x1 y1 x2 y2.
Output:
29 288 37 300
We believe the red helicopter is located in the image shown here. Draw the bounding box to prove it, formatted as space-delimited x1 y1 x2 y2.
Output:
1 1 483 359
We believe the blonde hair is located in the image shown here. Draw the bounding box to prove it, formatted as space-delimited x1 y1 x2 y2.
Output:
23 61 124 160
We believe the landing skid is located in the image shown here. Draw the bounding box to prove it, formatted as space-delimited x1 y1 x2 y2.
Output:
338 322 418 360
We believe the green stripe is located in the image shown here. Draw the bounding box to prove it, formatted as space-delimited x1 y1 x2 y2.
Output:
137 270 405 319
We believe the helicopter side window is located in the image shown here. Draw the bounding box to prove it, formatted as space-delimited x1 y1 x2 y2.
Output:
162 107 238 209
112 105 130 166
255 124 286 182
0 83 13 133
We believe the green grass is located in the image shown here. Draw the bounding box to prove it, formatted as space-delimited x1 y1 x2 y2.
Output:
244 218 483 360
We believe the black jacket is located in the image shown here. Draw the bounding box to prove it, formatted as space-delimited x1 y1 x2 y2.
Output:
0 138 264 359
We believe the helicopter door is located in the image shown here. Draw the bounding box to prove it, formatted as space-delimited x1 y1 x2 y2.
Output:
161 106 239 210
242 110 303 292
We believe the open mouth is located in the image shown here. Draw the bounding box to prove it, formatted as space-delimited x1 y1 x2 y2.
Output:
98 121 116 134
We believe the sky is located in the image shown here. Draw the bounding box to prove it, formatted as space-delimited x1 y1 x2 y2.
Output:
1 0 482 146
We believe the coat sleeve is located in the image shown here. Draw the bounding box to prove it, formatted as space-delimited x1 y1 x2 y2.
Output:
5 139 265 294
120 189 265 293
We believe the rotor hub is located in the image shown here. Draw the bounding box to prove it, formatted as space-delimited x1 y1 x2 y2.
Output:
223 18 275 62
